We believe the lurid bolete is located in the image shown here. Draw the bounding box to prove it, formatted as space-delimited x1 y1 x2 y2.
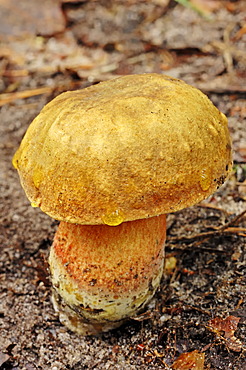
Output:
13 74 232 335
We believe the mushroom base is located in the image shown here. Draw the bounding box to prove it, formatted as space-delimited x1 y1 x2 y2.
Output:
49 215 166 335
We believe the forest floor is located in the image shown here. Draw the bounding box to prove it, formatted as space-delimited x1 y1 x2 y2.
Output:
0 1 245 369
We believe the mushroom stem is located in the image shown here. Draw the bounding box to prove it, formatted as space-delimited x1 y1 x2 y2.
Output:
49 214 166 335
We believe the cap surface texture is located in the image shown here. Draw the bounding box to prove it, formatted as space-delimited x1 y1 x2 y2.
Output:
13 73 232 225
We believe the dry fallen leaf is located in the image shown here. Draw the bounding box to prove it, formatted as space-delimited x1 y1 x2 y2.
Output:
172 350 205 370
0 0 65 38
208 315 242 352
190 0 222 13
0 351 10 367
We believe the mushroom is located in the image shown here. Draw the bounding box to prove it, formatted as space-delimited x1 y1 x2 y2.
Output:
12 73 232 335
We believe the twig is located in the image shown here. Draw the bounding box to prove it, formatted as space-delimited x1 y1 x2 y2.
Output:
167 210 246 243
0 81 83 107
179 302 211 316
198 203 232 215
0 86 54 106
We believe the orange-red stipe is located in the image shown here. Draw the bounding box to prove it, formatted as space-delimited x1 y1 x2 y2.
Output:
49 215 166 335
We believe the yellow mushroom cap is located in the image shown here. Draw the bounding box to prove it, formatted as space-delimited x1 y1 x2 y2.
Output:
13 73 232 225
